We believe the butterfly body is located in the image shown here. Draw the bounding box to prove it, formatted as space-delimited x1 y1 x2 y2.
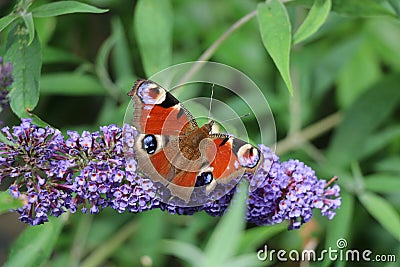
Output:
128 79 262 203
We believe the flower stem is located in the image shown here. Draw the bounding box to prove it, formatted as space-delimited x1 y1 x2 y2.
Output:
276 112 342 154
68 215 93 267
80 220 138 267
179 10 257 84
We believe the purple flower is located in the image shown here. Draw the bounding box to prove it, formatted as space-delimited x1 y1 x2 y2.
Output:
1 121 341 229
0 119 75 225
65 124 157 214
202 188 236 217
246 146 341 229
9 185 20 198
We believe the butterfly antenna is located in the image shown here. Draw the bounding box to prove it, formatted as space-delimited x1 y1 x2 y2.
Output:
219 113 251 123
208 83 215 122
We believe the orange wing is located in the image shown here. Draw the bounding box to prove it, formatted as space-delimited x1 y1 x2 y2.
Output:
129 79 198 135
209 135 262 182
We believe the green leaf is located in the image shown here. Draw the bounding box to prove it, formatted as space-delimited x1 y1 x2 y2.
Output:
337 42 381 108
332 0 396 18
224 253 266 267
0 191 23 214
4 217 64 267
367 18 400 72
359 125 400 161
42 46 83 64
293 0 331 44
0 14 18 32
40 73 106 95
374 156 400 173
364 174 400 193
257 1 293 94
5 24 41 118
111 17 134 81
204 182 248 266
237 224 287 253
312 36 362 97
322 190 354 267
31 1 108 18
387 249 400 267
358 192 400 241
134 0 173 77
388 0 400 17
172 213 214 245
27 114 50 128
97 97 128 126
327 74 400 167
160 239 205 267
33 17 56 45
129 210 167 267
22 13 35 45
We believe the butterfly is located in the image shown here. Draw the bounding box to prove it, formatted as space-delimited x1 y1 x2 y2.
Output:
128 79 263 203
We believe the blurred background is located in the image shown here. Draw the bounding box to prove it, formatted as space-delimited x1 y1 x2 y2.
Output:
0 0 399 266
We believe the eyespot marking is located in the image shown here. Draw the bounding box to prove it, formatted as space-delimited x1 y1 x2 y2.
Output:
142 134 158 154
195 172 213 187
237 144 260 168
137 81 166 105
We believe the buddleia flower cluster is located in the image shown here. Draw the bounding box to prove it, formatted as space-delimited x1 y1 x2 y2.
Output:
0 120 156 225
0 119 341 229
245 146 341 229
201 145 341 229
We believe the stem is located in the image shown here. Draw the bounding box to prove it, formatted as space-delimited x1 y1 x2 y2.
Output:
288 69 301 135
80 220 138 267
95 35 123 102
276 112 342 154
325 176 338 188
69 215 93 267
301 141 326 164
179 10 257 84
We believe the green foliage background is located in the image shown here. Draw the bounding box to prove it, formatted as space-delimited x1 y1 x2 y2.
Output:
1 0 400 266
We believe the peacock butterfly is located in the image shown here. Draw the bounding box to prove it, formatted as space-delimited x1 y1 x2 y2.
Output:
128 79 263 203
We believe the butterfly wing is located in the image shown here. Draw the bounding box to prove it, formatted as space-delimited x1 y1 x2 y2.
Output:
128 79 263 203
207 134 263 183
133 132 202 202
128 79 198 135
129 80 202 201
166 135 263 202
